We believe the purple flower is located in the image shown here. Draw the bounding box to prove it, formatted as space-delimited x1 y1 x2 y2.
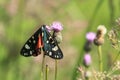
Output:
51 21 63 32
46 25 52 32
83 53 92 67
86 32 96 42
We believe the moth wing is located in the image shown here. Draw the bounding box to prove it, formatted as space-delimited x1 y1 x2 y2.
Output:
41 26 63 59
20 27 42 57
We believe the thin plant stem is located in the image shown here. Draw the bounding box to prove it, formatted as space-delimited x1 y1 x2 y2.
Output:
42 54 45 72
41 54 45 80
98 46 103 72
108 0 115 25
45 65 49 80
107 66 118 76
72 1 104 79
107 51 120 73
55 60 58 80
111 51 120 66
119 0 120 13
52 31 58 80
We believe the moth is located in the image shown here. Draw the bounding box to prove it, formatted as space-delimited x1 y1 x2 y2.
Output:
20 25 63 59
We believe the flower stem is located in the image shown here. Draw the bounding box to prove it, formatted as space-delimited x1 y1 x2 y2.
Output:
55 60 58 80
45 65 48 80
41 54 45 80
98 45 102 72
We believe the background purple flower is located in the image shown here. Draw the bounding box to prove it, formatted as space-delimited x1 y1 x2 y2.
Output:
86 32 96 42
83 53 92 67
51 21 63 32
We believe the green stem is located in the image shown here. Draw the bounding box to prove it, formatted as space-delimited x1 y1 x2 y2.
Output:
98 46 103 72
42 54 45 72
41 54 45 80
72 1 104 79
45 65 48 80
55 60 58 80
108 0 115 25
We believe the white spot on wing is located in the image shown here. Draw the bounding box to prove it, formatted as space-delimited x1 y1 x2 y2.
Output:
57 55 59 58
49 37 52 39
25 44 30 49
54 55 57 58
42 32 44 37
30 51 32 55
49 52 52 56
46 40 49 43
32 36 34 39
41 26 44 29
52 46 58 51
52 41 54 44
24 53 28 56
47 51 48 53
33 40 36 43
29 40 31 43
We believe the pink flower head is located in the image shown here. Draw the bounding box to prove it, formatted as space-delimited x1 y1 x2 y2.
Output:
46 25 52 32
51 21 63 32
86 32 96 42
83 53 92 67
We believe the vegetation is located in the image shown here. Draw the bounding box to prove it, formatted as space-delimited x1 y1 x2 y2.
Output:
0 0 120 80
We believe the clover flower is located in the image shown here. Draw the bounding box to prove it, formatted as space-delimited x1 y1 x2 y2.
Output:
51 21 63 32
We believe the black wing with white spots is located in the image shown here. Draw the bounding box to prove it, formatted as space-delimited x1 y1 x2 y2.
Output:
41 26 63 59
20 27 42 57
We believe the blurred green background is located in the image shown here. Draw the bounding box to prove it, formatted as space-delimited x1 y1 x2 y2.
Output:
0 0 120 80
